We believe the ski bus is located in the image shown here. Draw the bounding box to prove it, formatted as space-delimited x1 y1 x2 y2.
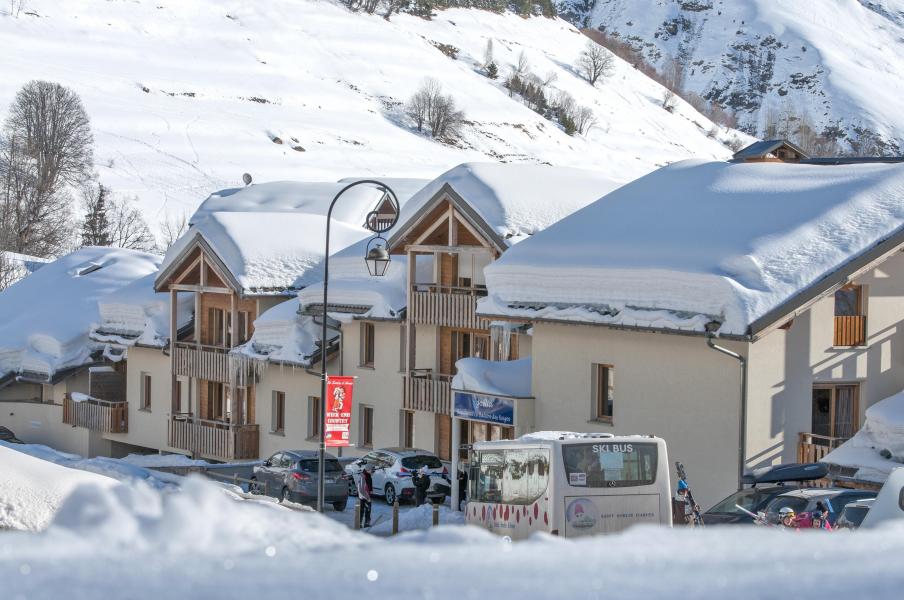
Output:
465 433 672 539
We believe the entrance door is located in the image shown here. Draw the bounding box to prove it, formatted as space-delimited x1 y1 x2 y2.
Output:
436 414 451 461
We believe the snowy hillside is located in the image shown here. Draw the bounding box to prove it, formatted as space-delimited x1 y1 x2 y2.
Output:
0 0 734 229
570 0 904 152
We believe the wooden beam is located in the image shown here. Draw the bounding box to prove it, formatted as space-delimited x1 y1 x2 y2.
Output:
170 289 179 413
447 205 457 247
200 253 208 287
453 211 493 249
411 211 450 247
405 244 494 255
407 251 417 375
173 255 202 286
170 284 232 294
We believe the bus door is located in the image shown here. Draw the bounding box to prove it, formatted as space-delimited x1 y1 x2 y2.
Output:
560 442 662 537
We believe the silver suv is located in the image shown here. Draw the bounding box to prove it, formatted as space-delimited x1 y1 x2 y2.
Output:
345 448 450 505
251 450 350 511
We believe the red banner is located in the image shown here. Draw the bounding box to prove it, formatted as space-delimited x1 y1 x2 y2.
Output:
325 375 354 447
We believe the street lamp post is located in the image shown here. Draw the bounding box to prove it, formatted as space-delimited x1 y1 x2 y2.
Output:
317 180 400 513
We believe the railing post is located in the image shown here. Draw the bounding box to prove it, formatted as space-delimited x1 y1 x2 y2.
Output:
354 501 361 531
432 502 439 527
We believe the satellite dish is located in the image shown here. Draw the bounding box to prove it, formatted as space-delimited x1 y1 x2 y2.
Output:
242 173 253 186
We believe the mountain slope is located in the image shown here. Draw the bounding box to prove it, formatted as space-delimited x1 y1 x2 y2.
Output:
0 0 734 229
571 0 904 153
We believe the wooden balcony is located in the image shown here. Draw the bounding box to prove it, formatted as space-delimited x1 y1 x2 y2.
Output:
167 415 259 461
833 315 866 347
798 432 848 463
62 394 128 434
403 370 452 415
410 284 490 330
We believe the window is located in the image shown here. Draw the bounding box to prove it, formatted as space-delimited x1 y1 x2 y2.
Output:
271 391 285 434
812 384 859 442
361 322 375 368
833 285 866 346
592 364 614 422
208 382 225 420
174 380 183 413
562 442 657 488
237 311 251 345
360 405 374 448
400 410 414 448
307 396 321 439
471 449 549 505
207 307 225 346
140 373 152 411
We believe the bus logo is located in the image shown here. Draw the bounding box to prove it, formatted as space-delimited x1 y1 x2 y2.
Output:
566 498 598 529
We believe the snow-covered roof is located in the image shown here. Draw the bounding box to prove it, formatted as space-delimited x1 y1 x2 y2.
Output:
0 247 162 380
158 179 428 296
90 272 193 349
732 139 808 161
1 251 51 288
480 159 904 336
451 357 532 398
823 390 904 484
391 163 625 247
232 297 338 368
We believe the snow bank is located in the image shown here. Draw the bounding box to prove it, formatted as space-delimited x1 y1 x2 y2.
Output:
824 390 904 483
4 474 904 599
482 160 904 335
370 503 465 535
452 357 532 398
0 247 162 379
0 444 117 531
396 163 624 244
120 453 210 468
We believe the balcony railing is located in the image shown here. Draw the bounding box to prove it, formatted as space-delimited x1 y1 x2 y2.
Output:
798 432 848 463
403 369 452 415
167 414 259 461
410 284 490 330
833 315 866 347
62 394 128 433
173 342 230 382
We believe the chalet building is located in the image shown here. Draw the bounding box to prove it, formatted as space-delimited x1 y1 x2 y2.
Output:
0 247 165 458
477 151 904 506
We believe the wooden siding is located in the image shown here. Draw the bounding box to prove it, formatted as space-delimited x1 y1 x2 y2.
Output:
833 315 866 346
403 371 452 415
199 292 256 346
798 432 848 463
167 416 259 461
410 289 490 330
62 394 128 433
174 343 231 383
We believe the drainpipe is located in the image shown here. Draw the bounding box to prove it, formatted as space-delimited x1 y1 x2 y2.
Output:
705 334 748 490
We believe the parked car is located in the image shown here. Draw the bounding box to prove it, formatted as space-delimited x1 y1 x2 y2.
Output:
344 448 451 505
834 498 876 530
761 488 877 526
0 426 23 444
250 450 350 511
704 463 830 526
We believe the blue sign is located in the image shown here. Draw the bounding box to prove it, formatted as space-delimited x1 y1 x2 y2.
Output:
453 392 515 425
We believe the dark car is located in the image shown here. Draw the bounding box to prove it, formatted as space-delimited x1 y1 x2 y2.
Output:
0 426 24 444
250 450 350 511
703 463 831 526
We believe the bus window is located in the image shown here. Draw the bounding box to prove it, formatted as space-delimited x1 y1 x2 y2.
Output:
503 449 529 504
562 442 657 488
476 451 504 503
526 449 549 502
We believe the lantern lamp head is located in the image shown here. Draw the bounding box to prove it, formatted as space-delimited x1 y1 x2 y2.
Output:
365 236 391 277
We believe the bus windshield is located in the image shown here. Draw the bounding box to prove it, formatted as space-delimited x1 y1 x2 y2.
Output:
561 442 657 488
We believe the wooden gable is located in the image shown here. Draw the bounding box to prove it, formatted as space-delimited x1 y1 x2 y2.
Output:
156 237 236 293
390 194 499 255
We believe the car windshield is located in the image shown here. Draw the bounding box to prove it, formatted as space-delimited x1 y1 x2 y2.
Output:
401 455 443 470
708 488 777 514
297 459 343 474
839 505 870 528
764 495 810 515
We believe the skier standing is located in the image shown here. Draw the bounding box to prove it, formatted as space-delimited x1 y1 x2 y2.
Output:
674 480 698 526
356 464 374 527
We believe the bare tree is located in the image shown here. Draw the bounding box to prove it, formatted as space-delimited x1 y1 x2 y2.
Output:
577 41 615 86
575 106 596 134
107 195 157 252
0 252 16 291
659 55 685 93
484 38 494 68
662 89 677 112
159 210 189 250
406 79 465 141
514 51 530 77
8 0 27 17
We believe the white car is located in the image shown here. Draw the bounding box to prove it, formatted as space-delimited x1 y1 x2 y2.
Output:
345 448 451 505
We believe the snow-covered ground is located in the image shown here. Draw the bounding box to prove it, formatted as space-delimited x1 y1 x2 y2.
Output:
0 0 736 231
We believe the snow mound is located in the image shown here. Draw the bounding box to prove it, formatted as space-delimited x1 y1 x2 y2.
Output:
452 357 532 398
824 390 904 483
0 444 117 531
120 453 210 468
232 297 336 367
370 503 466 535
482 160 904 335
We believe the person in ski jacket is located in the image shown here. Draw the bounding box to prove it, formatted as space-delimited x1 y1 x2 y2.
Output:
673 480 697 525
779 506 798 529
457 464 468 511
413 465 431 506
356 465 374 527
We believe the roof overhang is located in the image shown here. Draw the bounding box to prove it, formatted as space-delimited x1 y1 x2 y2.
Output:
153 233 242 294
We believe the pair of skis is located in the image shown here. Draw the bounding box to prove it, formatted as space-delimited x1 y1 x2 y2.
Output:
675 462 705 527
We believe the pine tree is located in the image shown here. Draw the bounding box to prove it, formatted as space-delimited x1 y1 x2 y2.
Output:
486 62 498 79
82 184 112 246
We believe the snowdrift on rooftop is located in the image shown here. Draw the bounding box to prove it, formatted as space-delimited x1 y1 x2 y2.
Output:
824 390 904 483
482 160 904 335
